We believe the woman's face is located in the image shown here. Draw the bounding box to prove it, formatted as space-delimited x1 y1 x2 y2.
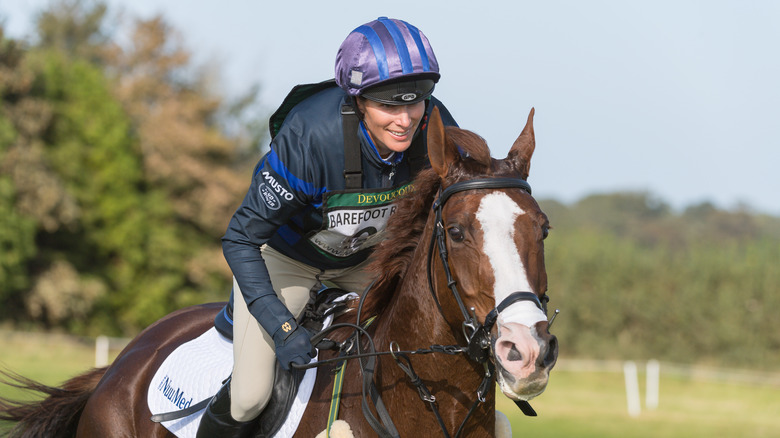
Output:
357 98 426 157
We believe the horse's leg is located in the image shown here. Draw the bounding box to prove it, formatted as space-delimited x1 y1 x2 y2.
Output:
76 304 223 437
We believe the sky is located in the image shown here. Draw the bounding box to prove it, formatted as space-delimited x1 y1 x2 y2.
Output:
3 0 779 215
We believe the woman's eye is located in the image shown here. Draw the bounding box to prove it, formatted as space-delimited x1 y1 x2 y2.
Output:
447 226 465 242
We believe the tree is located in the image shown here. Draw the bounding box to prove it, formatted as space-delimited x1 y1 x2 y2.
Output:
0 26 59 322
34 0 111 62
107 16 249 236
0 0 260 334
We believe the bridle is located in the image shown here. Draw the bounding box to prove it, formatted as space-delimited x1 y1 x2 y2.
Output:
423 177 552 434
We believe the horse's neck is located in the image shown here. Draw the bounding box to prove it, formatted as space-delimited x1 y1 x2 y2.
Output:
366 239 494 435
372 230 478 374
374 228 454 346
341 213 497 436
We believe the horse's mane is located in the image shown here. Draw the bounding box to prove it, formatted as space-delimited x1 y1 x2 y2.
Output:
360 127 491 319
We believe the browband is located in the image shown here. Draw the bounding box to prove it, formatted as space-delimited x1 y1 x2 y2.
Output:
433 178 532 211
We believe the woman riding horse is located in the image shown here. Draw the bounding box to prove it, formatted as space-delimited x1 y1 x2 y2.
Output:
203 17 458 437
0 96 557 438
1 17 559 438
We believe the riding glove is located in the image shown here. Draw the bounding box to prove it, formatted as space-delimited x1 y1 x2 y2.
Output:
272 318 315 370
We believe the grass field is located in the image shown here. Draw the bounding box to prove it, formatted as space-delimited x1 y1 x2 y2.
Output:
498 359 780 437
2 330 779 437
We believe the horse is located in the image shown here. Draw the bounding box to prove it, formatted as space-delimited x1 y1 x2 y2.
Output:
0 106 558 437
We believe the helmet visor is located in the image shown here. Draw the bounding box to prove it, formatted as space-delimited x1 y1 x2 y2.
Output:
360 78 436 105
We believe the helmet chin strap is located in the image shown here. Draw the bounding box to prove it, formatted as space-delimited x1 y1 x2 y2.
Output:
349 96 364 120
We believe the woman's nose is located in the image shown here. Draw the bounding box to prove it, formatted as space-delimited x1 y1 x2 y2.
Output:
396 107 412 127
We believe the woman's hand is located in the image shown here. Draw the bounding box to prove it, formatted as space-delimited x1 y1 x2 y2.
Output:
272 318 315 370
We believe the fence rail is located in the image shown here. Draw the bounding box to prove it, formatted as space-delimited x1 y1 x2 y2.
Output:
557 358 780 387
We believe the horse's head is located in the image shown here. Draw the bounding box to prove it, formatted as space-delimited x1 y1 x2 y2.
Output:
426 107 558 402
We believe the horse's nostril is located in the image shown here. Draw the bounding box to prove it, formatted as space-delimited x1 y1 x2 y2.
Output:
507 344 523 362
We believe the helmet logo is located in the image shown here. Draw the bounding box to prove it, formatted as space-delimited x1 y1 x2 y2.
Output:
350 70 364 86
401 93 417 102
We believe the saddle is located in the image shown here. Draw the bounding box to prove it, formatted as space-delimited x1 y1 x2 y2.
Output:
149 287 356 438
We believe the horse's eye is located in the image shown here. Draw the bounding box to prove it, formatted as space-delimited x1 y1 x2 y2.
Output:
447 226 465 242
542 226 550 240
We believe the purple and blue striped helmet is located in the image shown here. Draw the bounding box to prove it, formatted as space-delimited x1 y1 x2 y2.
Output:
335 17 440 105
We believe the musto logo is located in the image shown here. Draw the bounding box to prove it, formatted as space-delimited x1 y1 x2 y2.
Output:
258 171 295 211
157 375 193 410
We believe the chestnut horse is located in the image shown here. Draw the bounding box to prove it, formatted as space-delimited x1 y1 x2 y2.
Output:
1 107 557 437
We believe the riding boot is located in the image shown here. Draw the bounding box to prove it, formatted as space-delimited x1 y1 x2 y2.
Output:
196 379 254 438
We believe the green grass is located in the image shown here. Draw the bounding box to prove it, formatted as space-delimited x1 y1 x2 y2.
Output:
2 331 779 437
0 330 101 401
498 363 780 437
1 330 107 433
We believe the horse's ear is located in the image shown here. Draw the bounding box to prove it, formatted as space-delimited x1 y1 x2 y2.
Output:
427 106 458 179
507 108 536 179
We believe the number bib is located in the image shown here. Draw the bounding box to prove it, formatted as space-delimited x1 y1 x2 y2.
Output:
308 183 414 258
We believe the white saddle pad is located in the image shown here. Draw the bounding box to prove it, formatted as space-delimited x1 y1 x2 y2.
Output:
146 324 320 437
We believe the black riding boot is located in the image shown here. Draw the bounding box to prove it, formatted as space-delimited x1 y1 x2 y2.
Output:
196 379 254 438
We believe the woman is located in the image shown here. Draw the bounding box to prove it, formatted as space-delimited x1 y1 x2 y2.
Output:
197 17 458 437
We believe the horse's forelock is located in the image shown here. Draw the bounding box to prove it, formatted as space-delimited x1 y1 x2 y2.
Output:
446 127 492 169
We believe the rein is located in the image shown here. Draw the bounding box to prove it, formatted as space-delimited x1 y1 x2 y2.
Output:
297 176 554 437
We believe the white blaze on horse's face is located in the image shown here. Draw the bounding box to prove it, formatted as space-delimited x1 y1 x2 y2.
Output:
476 192 550 400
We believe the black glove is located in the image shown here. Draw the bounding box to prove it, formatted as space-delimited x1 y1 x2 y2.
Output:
272 318 315 370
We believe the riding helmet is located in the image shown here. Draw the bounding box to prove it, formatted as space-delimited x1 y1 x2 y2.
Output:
335 17 440 105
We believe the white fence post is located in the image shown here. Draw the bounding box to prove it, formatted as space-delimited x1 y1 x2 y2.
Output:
623 361 641 417
646 359 660 410
95 335 109 367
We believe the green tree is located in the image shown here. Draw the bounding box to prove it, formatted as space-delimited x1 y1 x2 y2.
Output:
34 0 110 61
539 194 780 369
0 27 57 322
0 0 259 334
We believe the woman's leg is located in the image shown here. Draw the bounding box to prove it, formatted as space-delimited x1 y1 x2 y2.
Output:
230 276 277 421
229 247 321 421
322 258 374 296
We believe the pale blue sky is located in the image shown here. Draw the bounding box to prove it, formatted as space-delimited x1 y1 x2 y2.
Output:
4 1 779 214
